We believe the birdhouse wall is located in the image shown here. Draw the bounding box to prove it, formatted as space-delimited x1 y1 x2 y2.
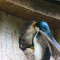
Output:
0 0 60 59
0 11 27 60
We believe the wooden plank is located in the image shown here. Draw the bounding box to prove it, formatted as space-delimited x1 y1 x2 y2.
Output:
0 0 60 21
0 12 27 60
0 0 60 43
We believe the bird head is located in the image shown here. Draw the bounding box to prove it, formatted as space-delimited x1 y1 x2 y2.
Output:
32 21 52 39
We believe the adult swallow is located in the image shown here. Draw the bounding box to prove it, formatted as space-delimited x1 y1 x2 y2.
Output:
32 21 60 49
32 21 60 60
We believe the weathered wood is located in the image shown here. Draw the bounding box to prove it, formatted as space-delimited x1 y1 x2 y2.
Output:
0 0 60 21
0 12 27 60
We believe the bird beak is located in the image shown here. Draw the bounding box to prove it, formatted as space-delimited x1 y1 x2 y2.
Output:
31 47 34 51
32 21 37 28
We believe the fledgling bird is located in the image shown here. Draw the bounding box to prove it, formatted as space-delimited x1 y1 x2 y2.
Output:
32 21 60 60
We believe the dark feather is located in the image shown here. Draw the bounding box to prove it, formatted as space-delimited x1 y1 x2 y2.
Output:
39 30 60 57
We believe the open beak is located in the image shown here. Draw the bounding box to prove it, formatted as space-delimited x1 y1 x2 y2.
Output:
32 21 37 28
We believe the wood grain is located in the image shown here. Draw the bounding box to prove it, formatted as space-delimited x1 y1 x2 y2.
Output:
0 12 27 60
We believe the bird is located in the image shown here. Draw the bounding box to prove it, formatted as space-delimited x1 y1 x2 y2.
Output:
33 21 60 49
32 21 60 60
22 21 60 60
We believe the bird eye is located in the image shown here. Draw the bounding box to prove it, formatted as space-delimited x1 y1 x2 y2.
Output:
42 27 47 31
44 27 47 30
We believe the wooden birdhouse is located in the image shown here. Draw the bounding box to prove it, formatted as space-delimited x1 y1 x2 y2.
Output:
0 0 60 60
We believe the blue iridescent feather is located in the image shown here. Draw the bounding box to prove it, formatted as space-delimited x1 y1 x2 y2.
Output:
35 21 60 48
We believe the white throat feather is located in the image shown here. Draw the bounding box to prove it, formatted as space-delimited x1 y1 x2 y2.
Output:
33 32 43 60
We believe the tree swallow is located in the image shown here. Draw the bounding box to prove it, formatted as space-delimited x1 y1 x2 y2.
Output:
32 21 60 60
33 21 60 49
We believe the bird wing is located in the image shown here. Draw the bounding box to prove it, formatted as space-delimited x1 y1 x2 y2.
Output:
24 48 35 60
39 30 60 57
